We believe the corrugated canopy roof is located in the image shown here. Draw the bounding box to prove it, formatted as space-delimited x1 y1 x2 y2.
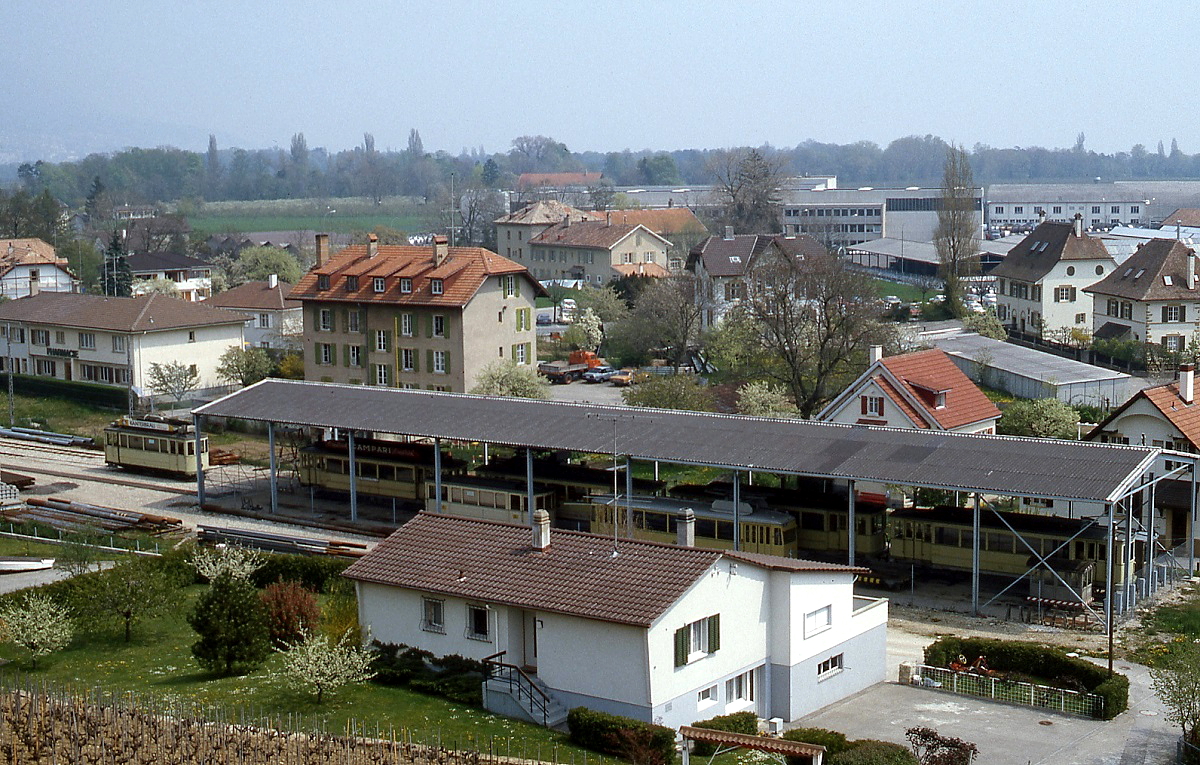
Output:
195 380 1159 503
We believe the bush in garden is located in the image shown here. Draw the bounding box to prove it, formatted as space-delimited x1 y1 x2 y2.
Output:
691 710 759 755
260 580 320 649
566 707 674 763
188 573 271 675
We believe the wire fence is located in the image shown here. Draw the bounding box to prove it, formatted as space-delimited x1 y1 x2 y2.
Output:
0 523 162 556
911 664 1104 718
0 672 600 765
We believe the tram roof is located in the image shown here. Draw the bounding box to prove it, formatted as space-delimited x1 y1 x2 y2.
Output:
195 379 1163 504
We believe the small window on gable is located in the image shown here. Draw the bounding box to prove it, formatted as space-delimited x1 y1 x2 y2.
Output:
317 274 330 290
400 278 412 293
373 277 386 293
729 256 742 263
1124 268 1133 277
345 276 358 291
431 279 444 296
1165 275 1174 286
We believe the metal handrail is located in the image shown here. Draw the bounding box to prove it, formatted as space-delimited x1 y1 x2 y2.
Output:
483 651 552 726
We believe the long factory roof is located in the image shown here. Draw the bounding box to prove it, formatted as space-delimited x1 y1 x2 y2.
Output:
195 379 1163 504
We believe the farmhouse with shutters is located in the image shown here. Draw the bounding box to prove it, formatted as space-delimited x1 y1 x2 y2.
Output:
1084 238 1200 351
343 512 887 729
290 234 543 392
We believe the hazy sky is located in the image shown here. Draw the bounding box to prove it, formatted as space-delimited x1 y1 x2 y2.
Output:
2 0 1189 160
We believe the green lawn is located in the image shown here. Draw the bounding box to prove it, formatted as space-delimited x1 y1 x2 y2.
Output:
0 586 584 755
2 393 117 444
868 278 936 304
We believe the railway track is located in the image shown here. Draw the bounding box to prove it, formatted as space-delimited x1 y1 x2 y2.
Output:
0 437 195 495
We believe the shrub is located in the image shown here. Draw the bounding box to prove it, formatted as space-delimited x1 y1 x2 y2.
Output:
832 740 917 765
783 727 850 758
368 643 482 706
924 636 1128 719
260 580 320 649
188 573 271 675
566 707 674 764
250 554 351 593
692 711 758 755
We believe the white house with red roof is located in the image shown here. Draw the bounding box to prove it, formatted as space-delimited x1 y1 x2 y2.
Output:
207 275 302 350
290 234 543 393
343 511 887 729
0 238 77 299
817 347 1001 435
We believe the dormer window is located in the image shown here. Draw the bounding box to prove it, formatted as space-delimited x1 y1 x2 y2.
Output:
317 274 330 290
431 279 444 296
345 276 359 291
934 392 947 409
400 278 412 294
373 277 385 293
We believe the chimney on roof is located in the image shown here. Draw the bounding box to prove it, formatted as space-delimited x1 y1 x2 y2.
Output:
869 345 884 364
1073 213 1083 238
315 233 330 267
532 508 551 551
724 226 735 241
606 211 612 226
1038 209 1046 225
268 273 279 289
1190 247 1197 290
564 215 571 228
1178 220 1184 241
367 233 379 258
677 508 696 547
27 273 38 297
433 235 449 266
1181 363 1195 405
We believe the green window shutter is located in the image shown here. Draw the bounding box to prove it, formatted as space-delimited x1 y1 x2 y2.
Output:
413 349 420 372
674 626 688 667
511 343 518 360
427 349 434 372
513 276 520 298
384 329 392 352
525 342 532 361
1162 306 1170 323
444 352 450 374
363 346 369 368
313 343 320 365
425 315 433 338
329 309 336 333
707 614 720 653
1183 306 1189 323
342 345 349 367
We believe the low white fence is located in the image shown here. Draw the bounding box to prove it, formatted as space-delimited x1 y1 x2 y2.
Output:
903 662 1104 718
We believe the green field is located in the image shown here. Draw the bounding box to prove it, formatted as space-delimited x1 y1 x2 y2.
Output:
0 586 583 756
185 196 442 238
868 278 937 304
189 213 436 238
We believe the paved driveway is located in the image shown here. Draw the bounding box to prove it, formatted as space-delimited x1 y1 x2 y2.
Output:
796 650 1177 765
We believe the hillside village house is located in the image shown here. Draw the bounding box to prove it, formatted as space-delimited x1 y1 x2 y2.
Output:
0 292 245 403
0 238 76 299
343 512 887 729
688 230 826 330
818 347 1001 435
1084 238 1200 351
598 208 709 271
528 217 672 284
990 216 1115 338
207 275 302 350
127 252 214 302
290 234 543 392
494 201 600 268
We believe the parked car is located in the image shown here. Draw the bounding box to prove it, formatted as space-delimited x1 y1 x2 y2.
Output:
536 313 552 325
610 368 648 386
583 365 617 383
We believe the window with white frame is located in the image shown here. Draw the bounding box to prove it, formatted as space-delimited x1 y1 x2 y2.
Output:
422 598 445 633
697 685 717 707
431 279 444 296
30 329 48 345
726 668 755 703
373 277 386 293
401 313 413 336
34 359 56 376
401 348 415 371
257 313 271 329
515 343 528 365
319 343 333 365
433 350 447 374
319 309 333 331
112 336 125 353
347 311 360 333
433 315 445 337
400 278 412 293
348 346 362 367
1163 335 1185 352
467 604 490 640
375 330 389 352
188 331 196 343
861 395 884 417
317 274 330 290
817 653 844 678
502 275 517 297
1054 286 1076 303
54 330 65 345
673 615 720 666
374 363 390 386
804 605 832 638
1164 305 1185 323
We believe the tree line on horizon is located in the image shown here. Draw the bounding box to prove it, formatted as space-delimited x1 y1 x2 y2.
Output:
7 130 1200 210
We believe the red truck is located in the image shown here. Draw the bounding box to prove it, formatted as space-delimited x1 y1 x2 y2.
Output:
538 350 606 384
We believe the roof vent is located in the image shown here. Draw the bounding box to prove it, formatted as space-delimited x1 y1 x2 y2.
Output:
532 508 551 551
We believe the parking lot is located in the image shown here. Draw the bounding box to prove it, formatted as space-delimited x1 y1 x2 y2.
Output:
544 378 626 406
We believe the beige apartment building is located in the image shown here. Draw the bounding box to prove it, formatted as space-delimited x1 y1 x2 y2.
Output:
290 234 543 392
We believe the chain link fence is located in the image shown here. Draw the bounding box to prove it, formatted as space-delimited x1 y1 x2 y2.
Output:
909 663 1103 718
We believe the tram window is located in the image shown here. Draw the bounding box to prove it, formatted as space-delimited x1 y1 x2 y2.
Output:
902 522 913 539
777 528 787 546
1044 538 1066 556
934 527 954 545
960 530 973 549
716 522 734 541
356 463 376 480
987 533 1012 553
106 432 117 445
510 494 522 512
1074 540 1084 559
696 519 716 538
395 467 415 483
188 442 195 455
801 512 824 531
644 512 668 532
745 526 757 545
376 465 394 481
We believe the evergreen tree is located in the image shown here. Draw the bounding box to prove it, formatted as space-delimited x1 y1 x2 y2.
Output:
100 231 132 297
481 158 501 188
188 573 271 675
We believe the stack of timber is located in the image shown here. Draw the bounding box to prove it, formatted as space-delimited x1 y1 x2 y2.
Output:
0 471 34 490
197 524 367 558
208 448 240 466
3 497 183 534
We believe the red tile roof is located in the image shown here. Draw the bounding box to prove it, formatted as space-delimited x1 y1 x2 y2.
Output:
1088 381 1200 449
593 208 707 236
494 201 601 226
878 349 1000 430
0 292 246 332
1162 209 1200 228
531 220 646 250
0 238 72 279
343 513 861 627
290 243 543 307
208 280 300 311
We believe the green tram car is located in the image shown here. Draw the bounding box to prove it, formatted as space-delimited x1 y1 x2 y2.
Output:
103 416 208 478
889 505 1123 602
668 479 890 558
298 438 466 504
566 493 800 557
426 474 559 524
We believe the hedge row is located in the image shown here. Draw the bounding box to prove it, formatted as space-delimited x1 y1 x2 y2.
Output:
924 637 1128 719
691 711 757 755
10 374 128 410
566 707 675 764
782 728 915 765
369 643 484 706
249 554 352 593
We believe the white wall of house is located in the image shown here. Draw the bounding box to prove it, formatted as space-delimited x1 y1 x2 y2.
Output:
132 324 243 393
822 379 919 429
223 307 303 350
0 265 74 299
1000 258 1112 335
989 201 1148 230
